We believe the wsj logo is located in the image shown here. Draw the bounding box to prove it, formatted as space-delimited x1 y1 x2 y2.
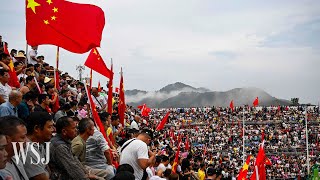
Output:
12 142 50 165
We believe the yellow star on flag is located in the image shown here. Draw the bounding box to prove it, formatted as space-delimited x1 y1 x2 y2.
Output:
51 16 57 20
44 20 49 25
52 7 58 13
93 49 98 55
27 0 41 14
242 163 249 171
46 0 52 5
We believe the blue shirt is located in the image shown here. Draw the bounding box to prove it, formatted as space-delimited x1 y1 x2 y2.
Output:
17 101 30 120
0 101 18 117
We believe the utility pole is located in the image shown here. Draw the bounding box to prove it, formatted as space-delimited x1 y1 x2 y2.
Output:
76 65 85 81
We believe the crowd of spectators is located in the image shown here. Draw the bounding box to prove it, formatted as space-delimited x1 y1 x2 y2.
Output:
0 35 319 180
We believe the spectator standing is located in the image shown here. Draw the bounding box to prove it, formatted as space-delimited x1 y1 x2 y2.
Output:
0 69 11 104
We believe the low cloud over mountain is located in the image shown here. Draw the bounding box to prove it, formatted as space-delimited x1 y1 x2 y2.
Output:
126 82 290 108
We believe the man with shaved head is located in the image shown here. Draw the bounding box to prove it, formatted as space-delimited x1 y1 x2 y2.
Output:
0 90 22 117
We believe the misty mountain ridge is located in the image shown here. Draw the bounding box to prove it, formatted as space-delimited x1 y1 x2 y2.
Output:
126 82 291 108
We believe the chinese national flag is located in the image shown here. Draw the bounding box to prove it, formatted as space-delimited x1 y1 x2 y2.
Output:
107 63 113 114
172 140 181 173
237 155 251 180
185 135 190 151
85 48 113 79
138 104 151 117
4 44 20 88
230 100 234 111
253 97 259 107
26 0 105 53
156 112 170 131
86 85 107 139
97 81 101 92
265 157 272 166
118 71 126 126
250 143 267 180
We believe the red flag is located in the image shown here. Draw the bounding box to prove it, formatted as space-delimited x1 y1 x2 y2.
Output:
118 70 126 126
185 135 190 151
253 97 259 107
85 48 113 79
261 129 265 141
156 112 170 131
265 157 272 166
26 0 105 53
97 81 101 92
203 145 207 157
107 63 113 114
237 155 251 180
3 44 20 88
172 140 181 173
86 85 107 139
250 142 267 180
138 104 151 117
230 100 234 111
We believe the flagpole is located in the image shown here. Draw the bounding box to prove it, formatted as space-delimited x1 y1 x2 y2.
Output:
55 47 60 89
242 106 245 165
305 106 310 175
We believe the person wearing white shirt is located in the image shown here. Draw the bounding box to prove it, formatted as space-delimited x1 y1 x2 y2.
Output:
28 46 39 65
130 115 140 130
0 69 12 104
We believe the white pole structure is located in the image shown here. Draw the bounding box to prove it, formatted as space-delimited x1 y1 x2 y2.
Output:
242 106 245 165
305 106 310 175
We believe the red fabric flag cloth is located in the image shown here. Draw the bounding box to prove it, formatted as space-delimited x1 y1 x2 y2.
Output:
87 85 107 139
85 48 113 79
156 112 170 131
97 81 101 92
118 71 126 126
138 104 151 117
253 97 259 107
172 140 181 173
237 155 251 180
250 143 267 180
265 157 272 166
107 64 113 114
230 100 234 111
185 135 190 151
26 0 105 53
3 44 20 88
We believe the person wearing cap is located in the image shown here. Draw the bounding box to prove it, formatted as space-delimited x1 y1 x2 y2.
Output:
14 51 26 63
120 129 156 180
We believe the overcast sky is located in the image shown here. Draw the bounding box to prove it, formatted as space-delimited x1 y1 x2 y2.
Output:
1 0 319 104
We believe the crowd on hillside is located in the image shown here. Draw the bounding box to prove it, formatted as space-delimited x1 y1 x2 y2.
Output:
0 35 319 180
